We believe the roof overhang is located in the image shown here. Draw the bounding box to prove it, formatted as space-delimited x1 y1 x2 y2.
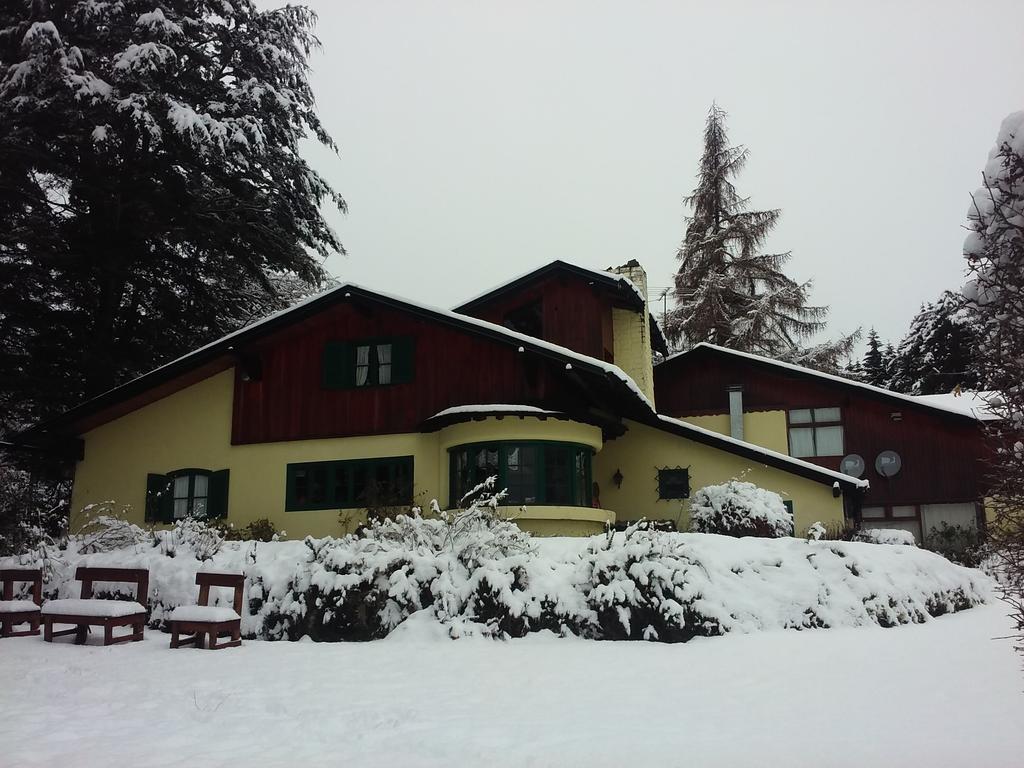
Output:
18 283 655 443
641 413 869 493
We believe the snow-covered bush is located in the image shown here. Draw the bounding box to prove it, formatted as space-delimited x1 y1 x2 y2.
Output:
0 508 992 642
155 516 224 560
582 522 715 641
690 480 794 538
806 521 827 541
218 518 284 543
923 523 987 568
854 528 917 546
72 503 149 553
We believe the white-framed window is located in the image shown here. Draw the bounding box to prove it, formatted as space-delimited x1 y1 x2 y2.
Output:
788 407 844 458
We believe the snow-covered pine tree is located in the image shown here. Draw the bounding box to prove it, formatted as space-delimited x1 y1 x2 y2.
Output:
664 104 855 371
885 293 981 395
0 1 344 435
880 343 898 388
861 329 886 386
963 111 1024 644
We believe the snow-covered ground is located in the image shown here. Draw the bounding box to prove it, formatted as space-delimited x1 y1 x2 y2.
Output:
0 603 1019 767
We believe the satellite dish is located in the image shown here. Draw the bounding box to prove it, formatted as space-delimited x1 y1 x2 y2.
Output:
840 454 865 477
875 450 902 478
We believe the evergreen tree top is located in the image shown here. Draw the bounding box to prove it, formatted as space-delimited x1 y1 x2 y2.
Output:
664 104 855 371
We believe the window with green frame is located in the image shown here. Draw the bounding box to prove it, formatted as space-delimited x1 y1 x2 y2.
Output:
285 456 413 511
448 441 592 508
322 337 415 389
145 468 230 523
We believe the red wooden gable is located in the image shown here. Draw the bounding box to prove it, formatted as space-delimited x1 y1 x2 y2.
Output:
457 271 624 363
231 297 628 444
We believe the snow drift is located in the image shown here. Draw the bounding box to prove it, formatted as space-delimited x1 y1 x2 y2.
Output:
1 518 990 642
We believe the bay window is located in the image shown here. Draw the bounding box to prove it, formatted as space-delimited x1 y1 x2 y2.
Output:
449 441 593 508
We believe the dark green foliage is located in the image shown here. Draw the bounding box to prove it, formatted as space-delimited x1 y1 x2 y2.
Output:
923 523 987 569
218 517 280 543
885 292 982 395
862 329 887 386
0 1 343 436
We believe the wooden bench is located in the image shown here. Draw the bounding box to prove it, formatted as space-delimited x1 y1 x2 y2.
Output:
0 568 43 638
169 572 244 650
41 567 149 646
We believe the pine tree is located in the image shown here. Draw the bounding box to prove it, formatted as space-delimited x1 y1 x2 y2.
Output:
885 293 981 395
0 1 344 436
880 343 898 388
664 105 855 370
862 329 886 386
964 111 1024 646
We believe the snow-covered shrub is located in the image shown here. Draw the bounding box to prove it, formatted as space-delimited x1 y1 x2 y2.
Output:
73 503 149 553
155 515 224 560
582 522 714 642
854 528 917 546
0 465 69 557
806 522 827 541
0 505 993 641
923 523 987 568
218 517 284 542
260 483 538 641
690 481 794 538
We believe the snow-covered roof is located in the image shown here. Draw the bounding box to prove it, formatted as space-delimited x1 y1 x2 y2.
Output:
430 405 563 419
911 392 1001 421
654 415 870 490
660 343 996 422
29 280 656 435
453 259 647 312
30 280 867 492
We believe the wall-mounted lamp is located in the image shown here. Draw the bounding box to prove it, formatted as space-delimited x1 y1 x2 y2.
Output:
612 469 623 488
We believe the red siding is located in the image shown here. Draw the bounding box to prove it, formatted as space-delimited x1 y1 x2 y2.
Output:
460 274 617 361
231 301 581 444
655 355 991 507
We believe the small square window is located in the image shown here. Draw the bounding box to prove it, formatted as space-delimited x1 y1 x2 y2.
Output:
658 468 690 500
788 408 844 457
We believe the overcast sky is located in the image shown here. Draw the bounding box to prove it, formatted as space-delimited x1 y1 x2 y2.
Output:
280 0 1024 348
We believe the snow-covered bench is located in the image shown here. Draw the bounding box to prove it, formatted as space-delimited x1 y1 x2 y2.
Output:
41 567 149 646
169 572 244 650
0 568 42 638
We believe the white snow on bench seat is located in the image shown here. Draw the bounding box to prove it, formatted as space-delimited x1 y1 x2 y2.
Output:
0 600 40 613
41 599 146 618
170 605 240 623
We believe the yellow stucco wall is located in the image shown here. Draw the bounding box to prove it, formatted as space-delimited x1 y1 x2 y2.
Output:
594 419 845 534
70 376 610 538
611 307 655 407
679 411 790 455
71 369 443 538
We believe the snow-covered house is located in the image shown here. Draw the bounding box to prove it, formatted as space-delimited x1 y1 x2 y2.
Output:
22 261 866 537
655 343 995 542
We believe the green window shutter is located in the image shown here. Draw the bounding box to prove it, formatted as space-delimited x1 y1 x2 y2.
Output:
145 473 170 523
392 337 415 384
323 341 356 389
208 469 230 519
